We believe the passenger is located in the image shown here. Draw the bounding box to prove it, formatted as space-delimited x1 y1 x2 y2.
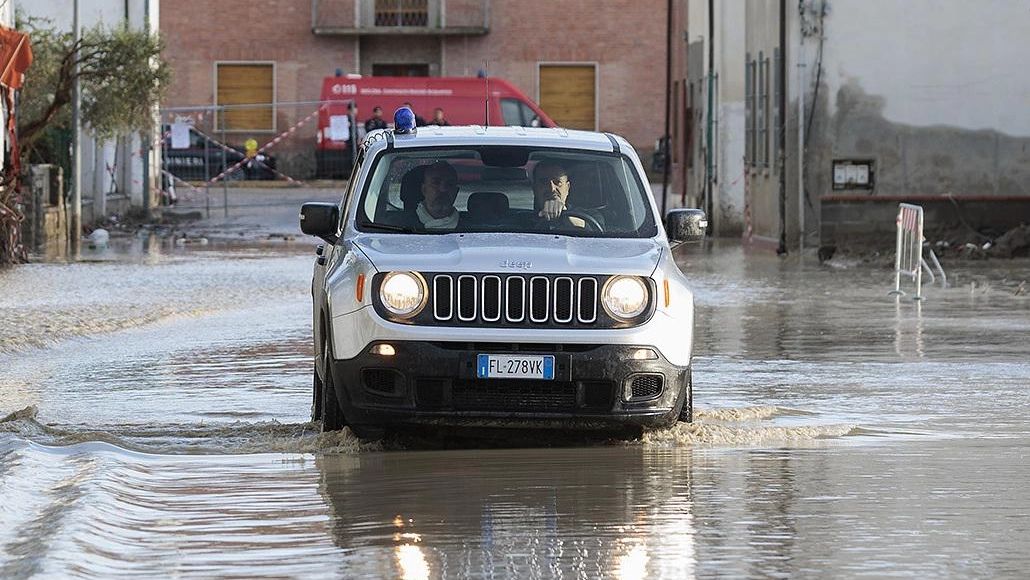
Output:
415 161 460 230
532 159 605 229
427 107 451 126
364 106 388 132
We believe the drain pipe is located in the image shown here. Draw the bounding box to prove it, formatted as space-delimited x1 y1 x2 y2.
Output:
660 0 672 217
795 0 807 256
777 0 788 255
705 0 715 227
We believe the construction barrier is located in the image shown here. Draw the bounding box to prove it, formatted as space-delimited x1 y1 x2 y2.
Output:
891 203 947 300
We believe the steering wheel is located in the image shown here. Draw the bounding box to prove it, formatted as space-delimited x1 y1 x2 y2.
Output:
559 209 603 232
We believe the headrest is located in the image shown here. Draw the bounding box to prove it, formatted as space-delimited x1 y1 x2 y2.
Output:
399 165 428 212
567 162 606 210
467 191 510 220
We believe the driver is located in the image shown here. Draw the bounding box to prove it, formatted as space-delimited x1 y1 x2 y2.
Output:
532 159 604 229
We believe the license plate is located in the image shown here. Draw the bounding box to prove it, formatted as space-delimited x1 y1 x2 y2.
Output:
477 354 555 380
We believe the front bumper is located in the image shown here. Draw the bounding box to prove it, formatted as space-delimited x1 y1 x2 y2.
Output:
331 341 690 430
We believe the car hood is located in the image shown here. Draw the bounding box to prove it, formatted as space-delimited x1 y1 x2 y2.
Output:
352 233 662 276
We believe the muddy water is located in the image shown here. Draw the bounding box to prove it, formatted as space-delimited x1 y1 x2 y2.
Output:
1 238 1029 578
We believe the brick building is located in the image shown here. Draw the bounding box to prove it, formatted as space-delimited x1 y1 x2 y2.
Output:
160 0 669 178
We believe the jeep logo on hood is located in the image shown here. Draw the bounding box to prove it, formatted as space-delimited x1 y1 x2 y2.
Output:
499 259 532 270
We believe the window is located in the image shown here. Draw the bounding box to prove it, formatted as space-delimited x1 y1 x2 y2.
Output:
773 47 782 172
745 53 754 168
374 0 428 26
539 64 596 131
758 51 769 168
216 63 274 132
356 147 656 237
500 99 542 127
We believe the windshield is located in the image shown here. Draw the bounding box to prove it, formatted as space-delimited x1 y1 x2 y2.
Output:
354 146 658 237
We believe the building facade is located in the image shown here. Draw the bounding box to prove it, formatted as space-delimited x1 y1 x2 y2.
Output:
671 0 1030 254
160 0 668 178
17 0 160 225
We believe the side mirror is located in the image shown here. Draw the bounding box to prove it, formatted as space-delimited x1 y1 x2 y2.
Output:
665 208 707 244
300 202 340 244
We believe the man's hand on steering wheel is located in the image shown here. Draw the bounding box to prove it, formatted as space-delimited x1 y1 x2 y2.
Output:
557 209 603 232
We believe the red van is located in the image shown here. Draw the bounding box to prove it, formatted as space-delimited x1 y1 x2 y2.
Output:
315 76 556 178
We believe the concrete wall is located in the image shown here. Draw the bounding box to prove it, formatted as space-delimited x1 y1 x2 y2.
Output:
738 0 1030 253
809 0 1030 199
741 0 790 249
22 165 68 258
681 0 765 239
713 0 745 237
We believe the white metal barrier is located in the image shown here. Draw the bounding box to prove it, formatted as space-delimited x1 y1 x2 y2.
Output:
891 203 947 299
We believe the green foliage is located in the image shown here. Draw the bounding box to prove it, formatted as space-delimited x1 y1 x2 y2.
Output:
2 13 170 267
16 13 171 159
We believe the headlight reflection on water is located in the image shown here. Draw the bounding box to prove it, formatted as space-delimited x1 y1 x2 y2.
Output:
616 542 650 580
395 543 430 580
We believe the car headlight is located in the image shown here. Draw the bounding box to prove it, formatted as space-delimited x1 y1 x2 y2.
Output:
380 271 426 317
602 275 649 320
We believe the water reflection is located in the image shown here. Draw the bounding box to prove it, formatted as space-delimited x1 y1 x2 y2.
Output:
894 296 925 359
317 446 697 579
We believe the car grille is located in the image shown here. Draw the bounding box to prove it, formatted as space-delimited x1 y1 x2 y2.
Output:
451 379 577 412
371 272 654 329
414 378 616 413
432 273 599 325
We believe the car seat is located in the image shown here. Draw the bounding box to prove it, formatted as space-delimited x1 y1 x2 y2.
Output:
466 191 510 224
567 162 607 210
399 165 428 213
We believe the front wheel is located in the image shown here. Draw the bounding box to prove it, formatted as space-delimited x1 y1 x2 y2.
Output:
320 336 384 439
677 366 693 423
321 355 345 432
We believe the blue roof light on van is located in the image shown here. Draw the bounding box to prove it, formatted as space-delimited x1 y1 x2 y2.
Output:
394 107 417 134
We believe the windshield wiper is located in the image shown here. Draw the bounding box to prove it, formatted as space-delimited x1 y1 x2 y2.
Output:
359 221 415 233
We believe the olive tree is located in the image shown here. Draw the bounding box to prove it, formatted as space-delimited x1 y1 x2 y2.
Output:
1 15 170 267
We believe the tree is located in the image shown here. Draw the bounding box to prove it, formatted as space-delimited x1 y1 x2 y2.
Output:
1 15 170 267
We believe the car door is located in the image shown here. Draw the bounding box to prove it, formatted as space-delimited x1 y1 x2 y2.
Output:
312 146 366 372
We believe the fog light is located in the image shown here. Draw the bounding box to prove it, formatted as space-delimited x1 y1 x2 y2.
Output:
369 343 396 356
629 348 657 360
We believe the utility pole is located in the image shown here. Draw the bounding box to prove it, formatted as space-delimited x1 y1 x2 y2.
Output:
70 0 81 255
796 0 807 257
705 0 715 226
142 0 153 215
660 0 672 217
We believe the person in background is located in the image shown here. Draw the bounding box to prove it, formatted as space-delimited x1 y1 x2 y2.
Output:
403 102 426 127
427 107 451 126
365 106 388 132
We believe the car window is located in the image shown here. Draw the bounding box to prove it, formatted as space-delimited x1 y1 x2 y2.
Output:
354 146 657 237
501 99 538 127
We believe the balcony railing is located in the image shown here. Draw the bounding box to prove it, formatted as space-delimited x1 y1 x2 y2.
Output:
312 0 489 35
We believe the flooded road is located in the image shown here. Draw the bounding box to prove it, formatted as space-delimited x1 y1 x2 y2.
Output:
2 232 1029 578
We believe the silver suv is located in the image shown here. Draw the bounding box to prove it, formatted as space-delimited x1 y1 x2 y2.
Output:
300 115 706 439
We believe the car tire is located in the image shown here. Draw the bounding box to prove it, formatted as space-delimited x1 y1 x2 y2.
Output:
320 350 345 432
320 329 385 439
311 372 323 423
677 366 693 423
